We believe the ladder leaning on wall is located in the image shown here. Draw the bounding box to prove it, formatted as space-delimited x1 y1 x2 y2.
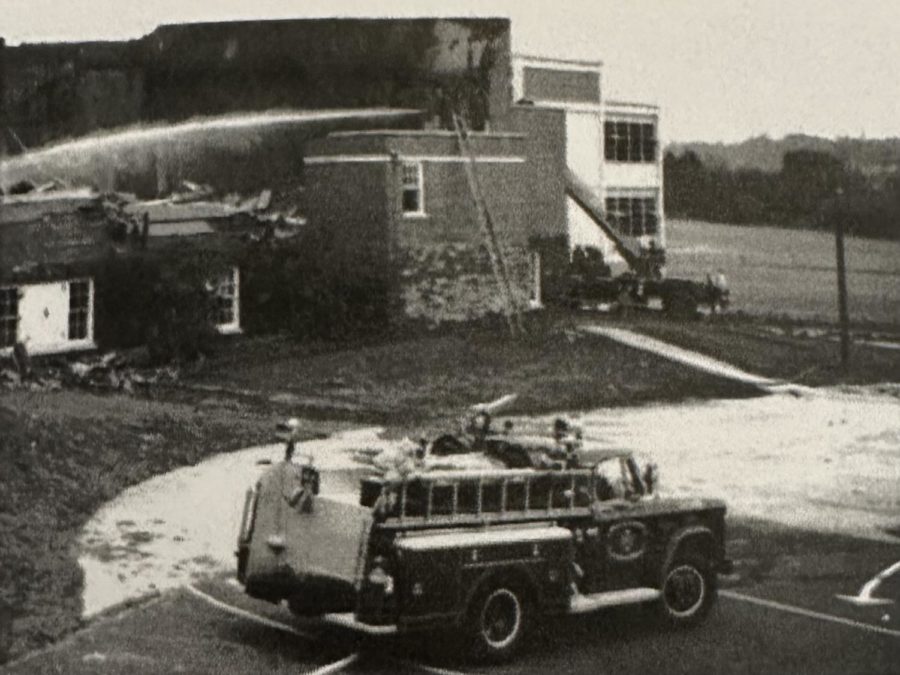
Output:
452 113 525 336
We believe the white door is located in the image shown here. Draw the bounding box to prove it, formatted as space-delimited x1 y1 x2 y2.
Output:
18 281 71 355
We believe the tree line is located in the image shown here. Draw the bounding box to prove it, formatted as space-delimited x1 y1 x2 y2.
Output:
664 149 900 239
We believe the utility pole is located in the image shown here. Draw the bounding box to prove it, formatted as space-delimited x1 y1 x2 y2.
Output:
833 189 851 367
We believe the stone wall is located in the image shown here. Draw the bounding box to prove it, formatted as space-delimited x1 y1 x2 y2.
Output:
398 242 534 324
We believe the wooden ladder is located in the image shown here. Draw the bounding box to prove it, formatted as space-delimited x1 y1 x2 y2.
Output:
452 114 525 336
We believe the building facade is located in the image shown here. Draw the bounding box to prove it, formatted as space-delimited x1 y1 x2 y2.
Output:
304 129 561 323
511 55 664 267
1 18 667 350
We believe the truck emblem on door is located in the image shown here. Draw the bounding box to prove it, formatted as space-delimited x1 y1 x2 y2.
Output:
607 521 647 561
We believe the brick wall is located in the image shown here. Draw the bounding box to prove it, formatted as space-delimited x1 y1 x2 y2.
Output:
305 130 548 324
303 159 394 276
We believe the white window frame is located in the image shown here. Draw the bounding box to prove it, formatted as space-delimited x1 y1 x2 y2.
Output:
400 160 426 218
0 278 95 356
212 267 241 335
604 120 657 163
67 278 93 343
605 195 659 237
0 285 19 351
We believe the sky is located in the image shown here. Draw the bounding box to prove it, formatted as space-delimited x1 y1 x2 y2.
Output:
3 0 899 143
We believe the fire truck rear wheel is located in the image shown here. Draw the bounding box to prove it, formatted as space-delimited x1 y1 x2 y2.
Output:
467 584 529 663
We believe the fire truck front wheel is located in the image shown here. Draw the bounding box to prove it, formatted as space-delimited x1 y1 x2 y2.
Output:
658 555 716 627
466 583 529 663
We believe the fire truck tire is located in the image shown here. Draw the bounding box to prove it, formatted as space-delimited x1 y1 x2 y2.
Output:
466 583 529 663
664 293 697 318
658 555 716 627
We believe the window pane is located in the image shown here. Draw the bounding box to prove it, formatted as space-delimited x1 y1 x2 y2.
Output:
213 270 238 327
606 197 623 229
68 281 90 340
617 198 627 228
642 124 657 162
604 122 616 160
629 123 642 162
402 163 418 185
0 288 17 317
1 288 19 347
631 199 643 236
615 122 629 161
402 188 420 213
644 199 658 234
401 162 423 214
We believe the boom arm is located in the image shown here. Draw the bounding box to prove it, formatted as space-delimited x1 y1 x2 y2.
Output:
564 168 642 270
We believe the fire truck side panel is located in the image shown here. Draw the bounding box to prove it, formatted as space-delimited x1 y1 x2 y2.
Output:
385 526 575 629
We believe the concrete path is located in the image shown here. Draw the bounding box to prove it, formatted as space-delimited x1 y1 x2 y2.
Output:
582 325 791 391
77 427 397 618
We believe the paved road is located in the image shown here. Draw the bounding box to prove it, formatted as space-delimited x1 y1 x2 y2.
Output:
6 521 898 674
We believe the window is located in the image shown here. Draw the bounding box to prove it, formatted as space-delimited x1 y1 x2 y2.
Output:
605 196 659 236
401 161 425 215
213 267 240 333
68 280 91 341
594 457 636 501
604 121 657 162
0 287 18 348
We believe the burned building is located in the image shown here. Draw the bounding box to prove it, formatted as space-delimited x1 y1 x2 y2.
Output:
0 18 664 355
1 18 511 149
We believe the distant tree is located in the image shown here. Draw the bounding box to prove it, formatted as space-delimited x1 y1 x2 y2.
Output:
663 145 898 239
779 150 847 220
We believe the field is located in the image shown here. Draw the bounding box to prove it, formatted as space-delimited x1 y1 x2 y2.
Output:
665 219 900 325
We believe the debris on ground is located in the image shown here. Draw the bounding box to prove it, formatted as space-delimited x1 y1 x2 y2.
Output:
0 347 179 394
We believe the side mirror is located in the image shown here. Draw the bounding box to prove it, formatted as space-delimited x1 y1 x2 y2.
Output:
643 463 659 495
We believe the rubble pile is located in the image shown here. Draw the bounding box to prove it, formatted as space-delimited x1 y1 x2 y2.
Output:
0 348 179 394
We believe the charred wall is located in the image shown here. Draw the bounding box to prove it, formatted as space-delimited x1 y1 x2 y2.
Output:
2 18 512 150
2 40 144 148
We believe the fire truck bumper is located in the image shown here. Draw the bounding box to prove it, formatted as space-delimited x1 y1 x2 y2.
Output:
321 613 399 635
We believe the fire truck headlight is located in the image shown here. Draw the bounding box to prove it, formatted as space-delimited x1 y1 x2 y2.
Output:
266 535 286 551
367 567 394 596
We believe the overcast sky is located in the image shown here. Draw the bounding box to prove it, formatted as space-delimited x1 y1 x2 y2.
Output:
4 0 899 143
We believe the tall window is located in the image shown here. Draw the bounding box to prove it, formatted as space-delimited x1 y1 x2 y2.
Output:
604 121 657 162
605 197 659 236
68 280 91 341
0 287 18 348
213 267 240 333
401 161 425 216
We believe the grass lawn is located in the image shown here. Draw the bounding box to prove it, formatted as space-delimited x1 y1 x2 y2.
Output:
616 313 900 387
0 391 315 663
189 312 762 430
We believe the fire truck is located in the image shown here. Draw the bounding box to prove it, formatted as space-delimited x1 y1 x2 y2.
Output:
236 422 732 662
